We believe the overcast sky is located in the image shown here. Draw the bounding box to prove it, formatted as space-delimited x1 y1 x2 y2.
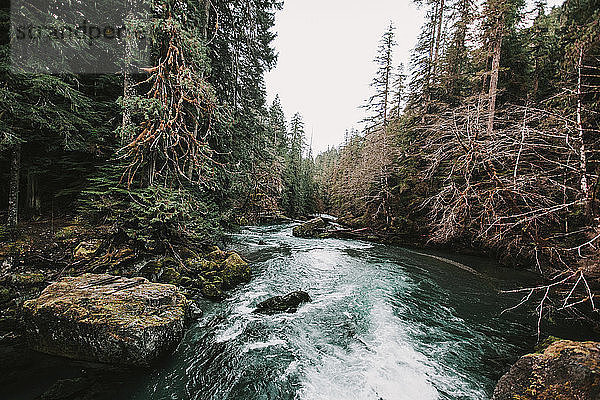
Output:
265 0 423 154
265 0 564 154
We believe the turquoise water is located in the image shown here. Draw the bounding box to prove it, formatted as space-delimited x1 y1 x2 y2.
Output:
129 223 575 399
2 223 593 399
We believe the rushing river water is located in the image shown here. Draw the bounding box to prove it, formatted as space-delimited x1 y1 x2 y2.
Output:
2 223 595 399
127 223 590 399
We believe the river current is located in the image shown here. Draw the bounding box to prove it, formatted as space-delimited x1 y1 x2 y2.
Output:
130 223 570 400
3 223 592 399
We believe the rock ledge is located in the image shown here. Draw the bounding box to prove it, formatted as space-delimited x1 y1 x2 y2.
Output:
22 273 188 366
493 339 600 399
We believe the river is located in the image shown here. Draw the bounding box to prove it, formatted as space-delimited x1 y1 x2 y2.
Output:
2 223 593 399
129 223 589 399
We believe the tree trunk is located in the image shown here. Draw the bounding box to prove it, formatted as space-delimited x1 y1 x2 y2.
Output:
423 3 439 123
383 62 390 127
576 47 589 213
433 0 445 75
203 0 211 40
122 71 135 144
8 144 21 227
486 27 503 137
26 168 41 215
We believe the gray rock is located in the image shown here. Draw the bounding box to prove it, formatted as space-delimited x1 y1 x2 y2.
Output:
254 291 312 314
493 340 600 399
188 301 203 320
22 273 188 367
292 217 327 238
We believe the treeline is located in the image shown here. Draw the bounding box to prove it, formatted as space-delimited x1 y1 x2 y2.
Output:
0 0 316 244
315 0 600 323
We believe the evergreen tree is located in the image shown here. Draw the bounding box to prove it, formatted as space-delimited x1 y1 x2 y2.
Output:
408 0 448 120
480 0 526 136
363 23 397 130
391 63 407 119
1 1 113 226
278 112 316 218
441 0 476 104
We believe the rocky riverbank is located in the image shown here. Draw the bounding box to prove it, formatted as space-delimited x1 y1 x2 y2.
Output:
493 339 600 399
23 274 188 366
0 219 252 381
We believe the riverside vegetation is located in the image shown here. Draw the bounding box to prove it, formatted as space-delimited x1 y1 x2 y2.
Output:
1 0 600 398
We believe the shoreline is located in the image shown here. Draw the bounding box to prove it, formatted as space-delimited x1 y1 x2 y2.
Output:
1 218 599 398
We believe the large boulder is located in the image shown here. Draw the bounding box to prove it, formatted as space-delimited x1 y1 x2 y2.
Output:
254 291 312 314
493 340 600 400
22 273 188 367
292 217 327 238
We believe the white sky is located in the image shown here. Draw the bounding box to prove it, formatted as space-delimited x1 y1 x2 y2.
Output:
265 0 564 154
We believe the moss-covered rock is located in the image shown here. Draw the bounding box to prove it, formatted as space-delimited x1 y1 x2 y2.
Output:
206 248 228 261
0 286 11 304
73 240 102 260
221 253 251 289
22 273 188 366
186 257 219 273
182 250 251 299
493 340 600 400
292 217 327 238
10 272 46 286
160 267 181 285
201 283 223 299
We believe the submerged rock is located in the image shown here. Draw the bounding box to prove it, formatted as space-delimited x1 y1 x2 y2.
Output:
22 273 188 367
292 217 327 238
254 291 312 314
493 340 600 399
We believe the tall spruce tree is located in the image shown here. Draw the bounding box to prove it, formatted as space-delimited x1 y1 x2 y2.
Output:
391 63 407 119
480 0 525 136
363 23 397 131
282 113 307 217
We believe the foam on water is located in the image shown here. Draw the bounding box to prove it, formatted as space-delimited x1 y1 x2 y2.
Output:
300 300 439 400
126 223 544 400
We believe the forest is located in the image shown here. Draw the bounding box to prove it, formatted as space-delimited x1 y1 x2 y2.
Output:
1 0 600 332
1 0 600 398
1 0 319 237
315 0 600 327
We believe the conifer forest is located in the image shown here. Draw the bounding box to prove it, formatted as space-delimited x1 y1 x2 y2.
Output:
1 0 600 398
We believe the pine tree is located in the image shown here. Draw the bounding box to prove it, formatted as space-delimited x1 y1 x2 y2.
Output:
1 1 111 226
278 112 315 217
441 0 476 104
480 0 525 136
558 0 600 218
363 23 397 131
391 63 407 119
408 0 448 120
